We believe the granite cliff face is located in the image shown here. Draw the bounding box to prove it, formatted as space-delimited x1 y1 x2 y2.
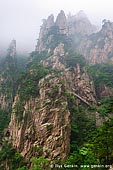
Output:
8 46 72 163
8 42 97 165
9 74 70 162
42 43 96 105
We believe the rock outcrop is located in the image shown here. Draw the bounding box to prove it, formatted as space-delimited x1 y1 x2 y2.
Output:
9 74 70 162
42 43 96 105
42 43 65 70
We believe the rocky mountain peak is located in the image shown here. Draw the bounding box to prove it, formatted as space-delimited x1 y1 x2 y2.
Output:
55 10 66 23
36 14 55 52
46 14 54 29
7 39 16 58
36 10 68 52
75 10 88 20
76 19 113 64
68 10 97 35
101 20 113 37
55 10 68 35
36 10 98 52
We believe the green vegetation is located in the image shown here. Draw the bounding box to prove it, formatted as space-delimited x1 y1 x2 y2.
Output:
14 53 50 121
41 25 72 51
0 109 10 140
62 118 113 170
17 54 28 73
66 93 96 144
30 156 50 170
18 66 49 101
88 63 113 88
0 141 27 170
65 50 86 68
17 156 50 170
1 55 17 96
29 51 51 69
97 97 113 117
62 90 113 169
14 65 49 121
0 141 50 170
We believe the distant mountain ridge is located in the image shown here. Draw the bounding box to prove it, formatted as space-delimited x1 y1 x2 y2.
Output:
36 10 113 65
36 10 98 52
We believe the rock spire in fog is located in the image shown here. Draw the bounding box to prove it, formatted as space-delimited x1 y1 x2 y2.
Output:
7 39 16 58
36 10 98 52
55 10 68 35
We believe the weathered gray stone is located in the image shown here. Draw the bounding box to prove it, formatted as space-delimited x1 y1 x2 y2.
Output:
55 10 68 35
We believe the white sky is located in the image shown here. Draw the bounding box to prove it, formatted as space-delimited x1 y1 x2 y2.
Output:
0 0 113 53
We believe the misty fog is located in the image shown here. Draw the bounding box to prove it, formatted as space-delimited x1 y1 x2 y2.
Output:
0 0 113 55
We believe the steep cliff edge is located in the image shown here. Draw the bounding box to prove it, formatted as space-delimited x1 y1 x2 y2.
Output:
8 42 97 167
9 73 70 162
